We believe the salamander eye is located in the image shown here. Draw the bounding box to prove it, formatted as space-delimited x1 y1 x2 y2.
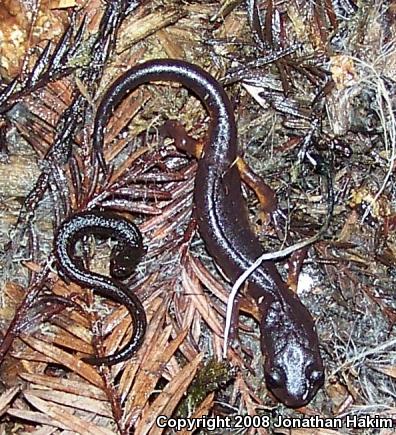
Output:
265 367 284 388
309 369 325 386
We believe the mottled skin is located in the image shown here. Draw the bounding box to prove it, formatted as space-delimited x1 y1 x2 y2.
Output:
54 211 146 365
92 59 324 406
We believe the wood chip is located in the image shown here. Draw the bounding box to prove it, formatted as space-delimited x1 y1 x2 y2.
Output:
27 389 112 417
0 386 20 416
23 394 114 435
136 353 203 435
19 372 106 400
21 335 104 388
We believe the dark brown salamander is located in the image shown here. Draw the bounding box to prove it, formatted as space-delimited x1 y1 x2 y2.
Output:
54 211 147 365
93 59 324 407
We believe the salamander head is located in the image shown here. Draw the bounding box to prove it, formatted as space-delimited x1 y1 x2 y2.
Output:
110 243 145 280
263 337 324 407
259 298 324 407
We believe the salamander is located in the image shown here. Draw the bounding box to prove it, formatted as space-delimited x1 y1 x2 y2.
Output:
92 59 324 407
54 211 147 365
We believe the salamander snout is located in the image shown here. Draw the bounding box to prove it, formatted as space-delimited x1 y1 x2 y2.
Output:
264 356 324 408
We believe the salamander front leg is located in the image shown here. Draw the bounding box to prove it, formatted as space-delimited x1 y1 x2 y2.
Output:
159 120 202 157
286 246 309 292
160 120 278 221
236 158 277 217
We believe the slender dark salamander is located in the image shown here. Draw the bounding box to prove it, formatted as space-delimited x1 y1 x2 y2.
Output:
54 211 147 365
93 59 324 407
